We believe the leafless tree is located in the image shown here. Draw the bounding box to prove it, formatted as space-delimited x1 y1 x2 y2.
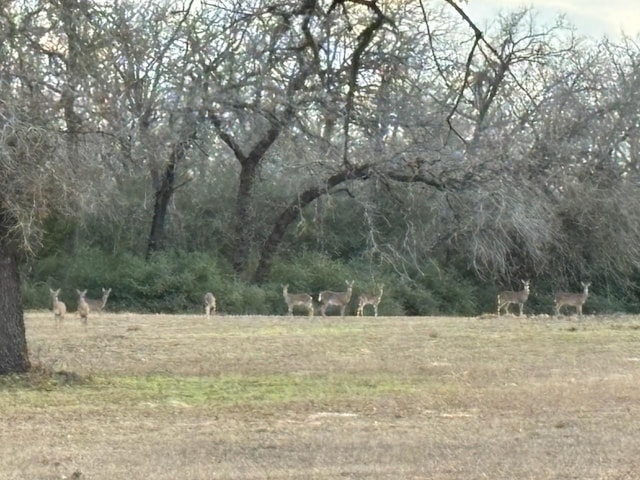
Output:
0 1 100 373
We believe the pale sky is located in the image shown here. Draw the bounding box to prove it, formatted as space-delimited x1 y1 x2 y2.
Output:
465 0 640 39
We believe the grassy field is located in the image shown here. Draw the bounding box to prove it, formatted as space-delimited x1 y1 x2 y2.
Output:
2 311 640 479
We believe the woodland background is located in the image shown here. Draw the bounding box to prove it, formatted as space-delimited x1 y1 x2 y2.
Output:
3 0 640 316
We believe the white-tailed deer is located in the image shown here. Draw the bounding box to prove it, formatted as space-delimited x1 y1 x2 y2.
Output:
282 284 313 316
86 287 111 313
497 280 530 316
356 284 384 317
554 282 591 316
49 288 66 326
76 289 90 325
318 280 354 317
203 292 216 317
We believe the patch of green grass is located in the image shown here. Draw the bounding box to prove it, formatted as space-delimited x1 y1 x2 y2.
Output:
0 371 432 412
105 373 419 406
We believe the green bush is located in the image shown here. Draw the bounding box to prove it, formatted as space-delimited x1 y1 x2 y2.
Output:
581 292 632 315
390 262 482 316
270 251 353 295
23 248 233 313
32 246 640 317
216 281 277 315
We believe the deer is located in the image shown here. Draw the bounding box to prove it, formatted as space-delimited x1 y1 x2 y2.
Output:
282 284 314 317
76 289 90 326
85 287 112 313
203 292 216 317
356 284 384 317
318 280 354 317
497 279 530 316
49 288 66 327
554 282 591 316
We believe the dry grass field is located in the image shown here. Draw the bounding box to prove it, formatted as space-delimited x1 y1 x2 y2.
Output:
2 311 640 479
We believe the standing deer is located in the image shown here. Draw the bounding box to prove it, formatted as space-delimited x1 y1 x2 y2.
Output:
497 280 530 316
282 284 314 317
49 288 66 327
318 280 354 317
356 284 384 317
554 282 591 316
76 289 90 325
86 287 112 313
203 292 216 317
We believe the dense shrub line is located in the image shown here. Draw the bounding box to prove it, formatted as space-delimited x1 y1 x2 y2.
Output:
21 248 638 316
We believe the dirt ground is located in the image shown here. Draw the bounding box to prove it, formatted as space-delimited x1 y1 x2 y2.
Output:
1 311 639 479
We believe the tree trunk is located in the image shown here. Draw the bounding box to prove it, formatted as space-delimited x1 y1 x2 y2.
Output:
145 135 193 259
252 161 449 282
208 115 284 276
232 158 260 274
207 91 298 277
253 165 371 282
146 158 176 258
0 217 30 374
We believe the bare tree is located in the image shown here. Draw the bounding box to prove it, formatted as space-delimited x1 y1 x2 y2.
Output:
0 1 98 373
199 0 321 275
0 117 65 373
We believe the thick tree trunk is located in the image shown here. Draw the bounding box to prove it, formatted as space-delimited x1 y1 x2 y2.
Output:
232 159 259 274
207 103 295 277
211 121 283 276
0 219 30 374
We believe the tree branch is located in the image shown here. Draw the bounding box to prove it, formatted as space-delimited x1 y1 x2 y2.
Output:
206 110 248 163
338 0 394 166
